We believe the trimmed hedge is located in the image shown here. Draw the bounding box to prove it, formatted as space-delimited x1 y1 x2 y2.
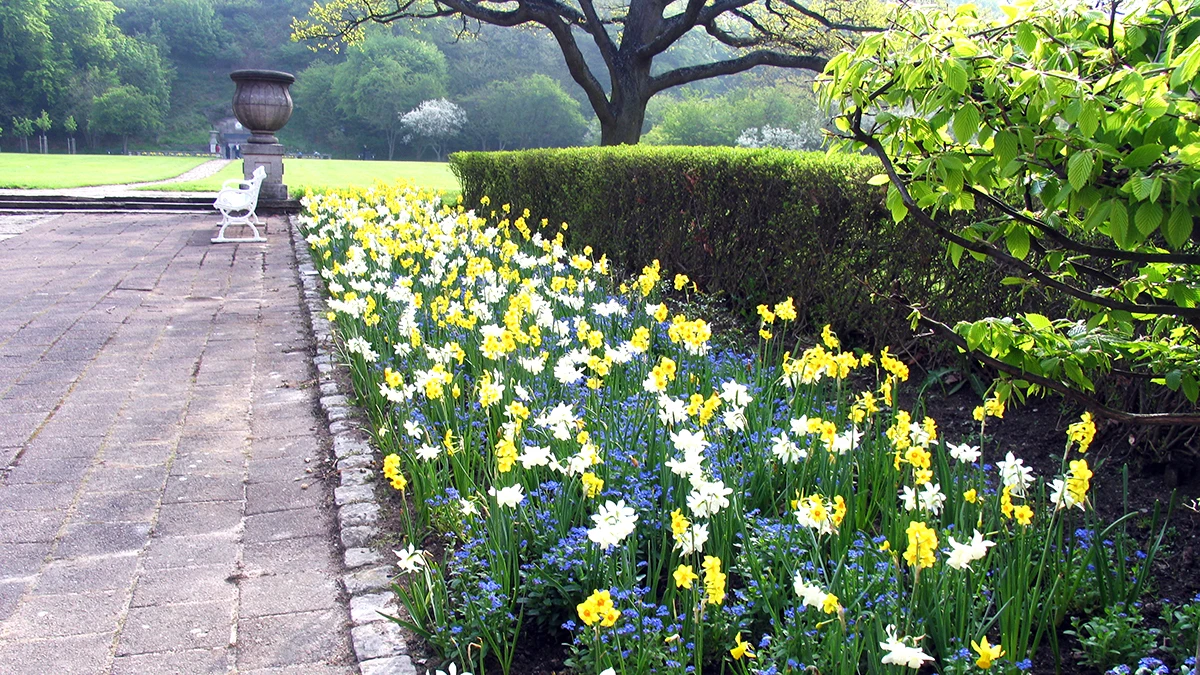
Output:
450 146 1022 353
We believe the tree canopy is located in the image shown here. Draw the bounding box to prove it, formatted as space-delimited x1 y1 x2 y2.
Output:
821 0 1200 425
0 0 172 150
89 83 163 153
292 0 881 144
331 33 448 159
460 74 588 150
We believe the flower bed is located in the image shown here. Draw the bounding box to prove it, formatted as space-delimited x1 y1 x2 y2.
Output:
298 183 1187 675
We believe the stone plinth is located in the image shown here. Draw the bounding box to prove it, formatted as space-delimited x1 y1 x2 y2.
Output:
242 143 288 201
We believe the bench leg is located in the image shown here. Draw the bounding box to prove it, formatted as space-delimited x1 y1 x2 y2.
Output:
211 212 267 244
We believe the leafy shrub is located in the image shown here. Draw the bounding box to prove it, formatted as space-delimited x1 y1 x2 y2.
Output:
451 145 1028 353
1066 604 1160 671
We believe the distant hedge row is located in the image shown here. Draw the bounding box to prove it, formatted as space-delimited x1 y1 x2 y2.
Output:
450 146 1022 354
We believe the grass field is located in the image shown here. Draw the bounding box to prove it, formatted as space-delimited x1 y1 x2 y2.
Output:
0 155 210 189
146 158 460 195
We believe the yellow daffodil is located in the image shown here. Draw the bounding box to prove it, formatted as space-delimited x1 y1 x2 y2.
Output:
971 636 1004 669
730 633 755 660
673 564 698 589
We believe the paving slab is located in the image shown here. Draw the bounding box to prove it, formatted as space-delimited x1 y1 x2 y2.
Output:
0 213 355 673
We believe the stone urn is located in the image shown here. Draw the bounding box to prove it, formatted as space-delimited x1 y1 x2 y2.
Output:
230 69 295 144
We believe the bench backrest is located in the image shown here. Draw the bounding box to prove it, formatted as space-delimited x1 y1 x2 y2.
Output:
244 166 266 208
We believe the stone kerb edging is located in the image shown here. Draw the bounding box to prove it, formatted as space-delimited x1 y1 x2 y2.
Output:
288 215 419 675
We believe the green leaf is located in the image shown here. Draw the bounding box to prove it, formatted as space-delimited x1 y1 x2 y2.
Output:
993 130 1018 166
943 60 968 95
1183 374 1199 403
953 104 980 143
867 173 891 186
948 242 964 268
1143 94 1169 120
1016 23 1037 53
1064 359 1085 388
1121 144 1164 169
1080 200 1112 232
1024 313 1052 331
1170 44 1200 88
1165 369 1183 391
1164 205 1193 249
966 321 987 351
1067 151 1094 192
1130 176 1154 201
886 185 908 223
1176 44 1200 88
1079 100 1100 137
951 38 980 58
1179 143 1200 167
1135 201 1164 236
1006 225 1030 259
1109 200 1130 246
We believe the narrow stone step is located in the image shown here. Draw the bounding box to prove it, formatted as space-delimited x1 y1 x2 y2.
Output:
0 195 301 213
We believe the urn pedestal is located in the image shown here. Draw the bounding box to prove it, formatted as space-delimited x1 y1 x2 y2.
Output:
230 69 295 201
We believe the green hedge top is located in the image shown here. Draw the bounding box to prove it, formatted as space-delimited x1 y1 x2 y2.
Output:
451 145 1022 352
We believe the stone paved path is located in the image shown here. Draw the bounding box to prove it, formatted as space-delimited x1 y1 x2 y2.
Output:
0 212 354 674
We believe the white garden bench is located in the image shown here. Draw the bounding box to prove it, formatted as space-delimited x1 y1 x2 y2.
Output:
212 165 267 243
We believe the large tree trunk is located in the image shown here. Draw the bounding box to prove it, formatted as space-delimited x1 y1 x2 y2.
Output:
598 60 652 145
599 111 645 145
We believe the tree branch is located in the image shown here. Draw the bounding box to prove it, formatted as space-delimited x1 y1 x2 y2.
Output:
772 0 886 32
910 308 1200 425
540 14 613 124
847 113 1200 320
650 50 826 93
577 0 619 69
966 186 1200 266
638 0 716 57
703 17 772 48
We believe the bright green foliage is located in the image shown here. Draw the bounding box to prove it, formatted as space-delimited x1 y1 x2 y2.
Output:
821 0 1200 423
89 84 163 153
460 74 588 150
33 110 51 134
11 116 34 152
643 85 825 148
330 33 448 160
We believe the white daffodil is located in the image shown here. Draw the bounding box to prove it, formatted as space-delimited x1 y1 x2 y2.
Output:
879 625 934 669
587 499 638 548
489 484 525 508
945 529 995 571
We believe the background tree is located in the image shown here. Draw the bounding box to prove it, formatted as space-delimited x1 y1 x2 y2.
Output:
642 83 824 146
33 110 51 152
400 98 466 160
89 84 162 153
330 33 448 160
822 0 1200 425
293 0 881 144
64 114 77 153
460 74 588 150
12 117 34 153
111 0 227 62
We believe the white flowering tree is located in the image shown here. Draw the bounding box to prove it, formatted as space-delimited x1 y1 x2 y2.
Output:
736 124 824 151
399 98 466 161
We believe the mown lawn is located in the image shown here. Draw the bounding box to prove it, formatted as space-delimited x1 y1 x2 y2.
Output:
145 158 460 195
0 154 210 189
